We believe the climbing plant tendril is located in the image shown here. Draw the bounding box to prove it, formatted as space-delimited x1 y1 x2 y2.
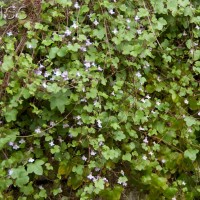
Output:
0 0 200 199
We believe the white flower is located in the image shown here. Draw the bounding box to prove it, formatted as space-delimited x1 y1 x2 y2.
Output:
103 177 108 182
28 158 35 163
28 44 33 49
76 71 81 77
161 159 166 163
74 2 80 9
39 64 45 69
149 151 153 156
156 101 161 106
172 197 176 200
49 141 54 146
139 126 145 131
87 173 95 180
121 170 125 176
136 71 142 77
182 181 186 185
61 71 68 80
58 136 64 143
76 116 81 120
198 111 200 116
77 121 83 125
112 28 118 34
122 182 127 186
139 87 143 91
97 119 102 128
13 144 19 150
8 169 13 176
157 76 161 82
39 185 44 190
93 19 99 26
9 142 14 146
188 128 192 133
184 99 189 104
82 155 87 161
80 46 87 52
7 31 13 36
196 25 200 30
63 123 69 128
137 29 142 34
146 95 151 99
142 155 147 160
35 127 41 133
98 66 103 71
44 71 50 77
143 137 148 144
42 82 47 88
34 70 42 75
19 139 25 144
99 141 104 146
65 29 71 36
84 61 91 68
54 68 61 76
71 22 78 29
109 9 115 15
95 167 100 171
91 150 96 156
86 39 92 46
183 31 187 36
50 121 55 127
141 98 146 103
126 18 131 23
135 15 140 21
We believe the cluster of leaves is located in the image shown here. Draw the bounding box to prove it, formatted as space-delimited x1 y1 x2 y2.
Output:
0 0 200 199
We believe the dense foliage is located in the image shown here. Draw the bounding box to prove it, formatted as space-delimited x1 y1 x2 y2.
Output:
0 0 200 199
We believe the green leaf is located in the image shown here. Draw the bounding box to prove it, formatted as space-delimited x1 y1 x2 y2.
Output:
86 88 98 99
11 166 29 187
49 47 59 59
4 109 18 122
80 5 89 14
94 178 105 190
155 17 167 30
167 0 178 15
50 92 71 113
55 0 72 7
184 116 197 127
184 149 199 161
27 160 45 175
1 55 14 72
72 165 84 175
20 183 34 195
99 186 123 200
67 43 80 52
114 131 126 141
57 46 68 57
194 50 200 61
0 129 18 150
137 8 149 17
122 153 132 161
93 28 106 39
